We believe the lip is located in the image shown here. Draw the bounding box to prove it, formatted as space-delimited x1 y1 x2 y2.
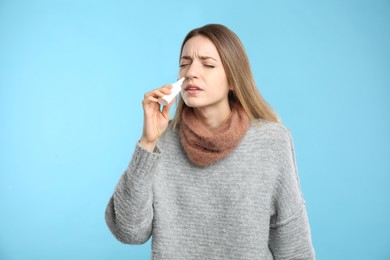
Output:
184 84 204 92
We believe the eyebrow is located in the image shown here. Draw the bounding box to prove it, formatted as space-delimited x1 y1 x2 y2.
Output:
180 55 218 62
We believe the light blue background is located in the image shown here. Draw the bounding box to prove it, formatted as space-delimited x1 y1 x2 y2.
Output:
1 0 389 259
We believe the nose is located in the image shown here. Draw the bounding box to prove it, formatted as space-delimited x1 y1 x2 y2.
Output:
184 62 199 80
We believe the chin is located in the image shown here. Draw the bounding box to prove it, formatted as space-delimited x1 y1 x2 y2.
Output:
182 97 203 108
183 102 200 108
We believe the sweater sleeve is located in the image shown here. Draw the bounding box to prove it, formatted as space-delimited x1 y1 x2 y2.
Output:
269 129 315 259
105 143 160 244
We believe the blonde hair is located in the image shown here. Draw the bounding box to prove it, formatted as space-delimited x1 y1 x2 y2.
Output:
171 24 280 128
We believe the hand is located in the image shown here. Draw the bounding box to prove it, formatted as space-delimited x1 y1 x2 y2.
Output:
139 84 176 152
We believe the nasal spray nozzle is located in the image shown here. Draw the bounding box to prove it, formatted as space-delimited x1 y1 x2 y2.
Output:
158 78 185 106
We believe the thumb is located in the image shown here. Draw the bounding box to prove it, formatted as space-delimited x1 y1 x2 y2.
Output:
161 97 176 120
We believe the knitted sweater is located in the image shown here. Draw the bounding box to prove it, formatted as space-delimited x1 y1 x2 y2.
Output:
105 120 315 259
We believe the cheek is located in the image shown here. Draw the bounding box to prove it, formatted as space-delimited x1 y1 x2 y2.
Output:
211 71 229 87
178 68 186 78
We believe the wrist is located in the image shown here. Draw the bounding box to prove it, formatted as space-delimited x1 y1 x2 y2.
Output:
139 138 157 152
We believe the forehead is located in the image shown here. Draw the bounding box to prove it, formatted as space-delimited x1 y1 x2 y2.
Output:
181 35 220 58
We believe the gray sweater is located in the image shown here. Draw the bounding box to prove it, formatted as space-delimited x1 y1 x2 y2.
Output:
105 120 315 259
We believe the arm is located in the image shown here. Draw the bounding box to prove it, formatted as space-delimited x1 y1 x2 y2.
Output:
105 144 160 244
105 83 176 243
269 129 315 259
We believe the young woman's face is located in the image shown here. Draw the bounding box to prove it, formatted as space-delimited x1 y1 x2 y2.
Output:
179 35 231 110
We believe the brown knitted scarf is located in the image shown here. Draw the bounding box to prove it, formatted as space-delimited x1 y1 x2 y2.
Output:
180 102 250 167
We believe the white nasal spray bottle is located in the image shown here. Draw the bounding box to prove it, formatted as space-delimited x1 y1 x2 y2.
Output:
158 77 185 106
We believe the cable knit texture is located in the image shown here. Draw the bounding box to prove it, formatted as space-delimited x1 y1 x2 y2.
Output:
180 102 250 167
105 119 315 260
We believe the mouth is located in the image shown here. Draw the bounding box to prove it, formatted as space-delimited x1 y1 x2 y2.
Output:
184 84 204 93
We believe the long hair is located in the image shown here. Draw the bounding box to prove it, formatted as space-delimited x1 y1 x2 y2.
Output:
171 24 280 128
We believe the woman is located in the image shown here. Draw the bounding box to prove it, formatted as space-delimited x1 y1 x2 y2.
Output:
105 24 315 259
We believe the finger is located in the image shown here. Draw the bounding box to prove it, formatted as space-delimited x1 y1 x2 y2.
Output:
144 85 173 99
142 95 159 105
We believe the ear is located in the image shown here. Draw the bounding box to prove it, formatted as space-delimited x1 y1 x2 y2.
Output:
228 89 234 99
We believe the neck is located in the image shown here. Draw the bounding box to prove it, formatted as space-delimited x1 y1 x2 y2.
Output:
193 102 231 131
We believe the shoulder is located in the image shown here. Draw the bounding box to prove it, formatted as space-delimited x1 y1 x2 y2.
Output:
248 119 292 144
238 119 295 164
